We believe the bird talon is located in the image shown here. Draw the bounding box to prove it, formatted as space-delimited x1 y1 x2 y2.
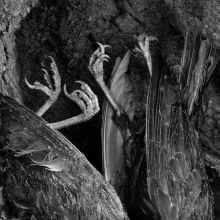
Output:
88 43 110 82
55 81 100 129
75 80 93 98
42 69 53 90
76 80 100 115
25 56 61 117
135 33 158 76
64 85 86 111
76 90 93 113
96 42 111 54
65 82 99 115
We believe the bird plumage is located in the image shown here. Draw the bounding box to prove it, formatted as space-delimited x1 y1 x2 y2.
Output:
180 32 220 115
0 93 129 220
145 33 218 219
102 50 135 204
101 49 158 219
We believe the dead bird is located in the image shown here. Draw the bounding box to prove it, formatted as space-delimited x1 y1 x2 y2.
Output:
0 57 129 220
88 40 159 219
143 32 219 219
88 32 220 220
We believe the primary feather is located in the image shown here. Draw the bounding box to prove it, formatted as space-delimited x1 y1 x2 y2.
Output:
102 50 135 203
145 33 218 220
180 32 220 115
109 50 134 121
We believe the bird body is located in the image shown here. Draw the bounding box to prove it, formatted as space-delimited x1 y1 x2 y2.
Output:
145 33 218 219
0 93 129 220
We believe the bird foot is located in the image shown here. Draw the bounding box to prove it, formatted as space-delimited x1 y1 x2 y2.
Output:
88 43 122 116
88 42 110 82
135 34 158 76
49 81 100 130
25 56 61 117
64 80 100 117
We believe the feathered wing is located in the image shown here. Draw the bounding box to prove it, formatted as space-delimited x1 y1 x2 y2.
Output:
108 50 134 121
180 32 220 115
146 35 216 219
0 94 129 220
102 50 135 202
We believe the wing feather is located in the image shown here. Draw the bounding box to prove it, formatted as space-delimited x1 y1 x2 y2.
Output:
102 50 134 203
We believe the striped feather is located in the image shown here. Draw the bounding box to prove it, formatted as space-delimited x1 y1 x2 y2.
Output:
145 34 215 219
180 33 220 115
102 50 134 202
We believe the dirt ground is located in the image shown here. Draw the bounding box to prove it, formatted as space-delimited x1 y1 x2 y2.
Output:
15 0 172 172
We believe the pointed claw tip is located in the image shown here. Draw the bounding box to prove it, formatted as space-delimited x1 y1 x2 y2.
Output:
48 55 54 61
41 61 46 67
63 84 68 95
41 68 48 74
103 58 109 62
75 80 85 85
24 77 29 84
96 42 111 50
25 77 34 88
48 56 55 64
149 36 158 42
96 42 103 47
104 45 111 49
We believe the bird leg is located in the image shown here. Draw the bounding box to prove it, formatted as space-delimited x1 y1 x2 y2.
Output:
88 43 122 117
25 57 100 130
89 44 137 168
135 34 158 76
25 56 61 117
89 43 136 152
49 81 100 130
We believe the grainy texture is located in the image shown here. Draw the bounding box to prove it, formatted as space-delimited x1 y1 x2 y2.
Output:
164 0 220 48
199 77 220 171
0 94 129 220
0 0 40 103
1 0 220 219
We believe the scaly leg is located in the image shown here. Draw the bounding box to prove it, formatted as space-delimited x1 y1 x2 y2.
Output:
25 56 61 117
26 57 100 130
49 80 99 130
135 34 158 76
88 43 122 117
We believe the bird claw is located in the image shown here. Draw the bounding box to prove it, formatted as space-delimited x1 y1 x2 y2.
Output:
135 34 158 76
64 81 99 119
88 42 123 116
25 56 61 117
88 42 111 82
49 81 100 130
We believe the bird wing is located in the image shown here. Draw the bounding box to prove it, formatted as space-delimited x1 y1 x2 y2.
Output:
146 35 215 219
0 93 129 220
102 50 135 202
